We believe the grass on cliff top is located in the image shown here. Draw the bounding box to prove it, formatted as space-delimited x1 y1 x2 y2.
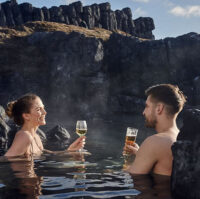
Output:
0 21 132 42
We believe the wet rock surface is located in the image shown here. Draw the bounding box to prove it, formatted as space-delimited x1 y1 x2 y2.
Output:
171 109 200 199
45 125 71 150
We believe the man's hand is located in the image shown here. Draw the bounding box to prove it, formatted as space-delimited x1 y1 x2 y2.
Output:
67 136 86 152
123 143 139 155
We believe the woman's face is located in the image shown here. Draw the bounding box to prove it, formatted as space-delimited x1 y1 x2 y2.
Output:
26 97 47 126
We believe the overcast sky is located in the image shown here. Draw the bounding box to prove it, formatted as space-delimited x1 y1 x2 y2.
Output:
1 0 199 39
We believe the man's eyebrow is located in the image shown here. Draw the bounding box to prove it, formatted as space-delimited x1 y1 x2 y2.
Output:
34 105 45 108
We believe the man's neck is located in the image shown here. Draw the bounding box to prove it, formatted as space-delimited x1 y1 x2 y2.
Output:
155 116 179 134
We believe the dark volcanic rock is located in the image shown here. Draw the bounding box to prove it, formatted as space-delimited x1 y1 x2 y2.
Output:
11 3 23 25
83 6 95 29
0 118 10 149
122 7 135 34
134 17 155 39
104 32 200 107
99 3 117 30
91 4 101 27
0 25 200 121
32 7 44 22
0 4 7 26
115 10 125 30
45 125 70 150
171 109 200 199
99 2 110 12
71 1 83 15
67 4 76 18
20 3 33 23
177 109 200 141
171 141 200 199
0 105 8 121
49 6 65 23
42 7 50 21
1 1 15 26
0 0 154 39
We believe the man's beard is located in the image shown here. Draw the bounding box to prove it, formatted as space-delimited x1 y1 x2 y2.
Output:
144 115 157 128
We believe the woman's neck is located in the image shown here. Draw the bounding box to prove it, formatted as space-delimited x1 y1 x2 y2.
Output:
21 123 38 136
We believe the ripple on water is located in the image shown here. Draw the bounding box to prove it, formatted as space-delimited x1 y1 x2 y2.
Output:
42 177 76 190
0 184 5 188
40 161 97 168
40 189 140 198
41 170 136 198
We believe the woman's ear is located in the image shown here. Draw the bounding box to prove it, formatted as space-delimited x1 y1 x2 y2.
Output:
22 113 30 121
156 103 164 115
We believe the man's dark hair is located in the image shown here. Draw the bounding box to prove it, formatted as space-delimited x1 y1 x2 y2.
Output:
145 84 186 115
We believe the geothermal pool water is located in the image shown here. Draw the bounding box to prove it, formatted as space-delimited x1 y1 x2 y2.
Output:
0 121 172 199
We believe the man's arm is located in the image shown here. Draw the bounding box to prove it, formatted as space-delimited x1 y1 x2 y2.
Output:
127 136 158 175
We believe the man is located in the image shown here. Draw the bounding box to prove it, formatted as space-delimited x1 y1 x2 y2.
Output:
125 84 186 176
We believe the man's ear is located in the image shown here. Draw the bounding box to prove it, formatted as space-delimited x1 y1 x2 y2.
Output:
156 103 164 115
22 113 30 121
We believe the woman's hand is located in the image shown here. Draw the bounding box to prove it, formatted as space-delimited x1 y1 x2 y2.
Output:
67 136 86 152
123 143 139 155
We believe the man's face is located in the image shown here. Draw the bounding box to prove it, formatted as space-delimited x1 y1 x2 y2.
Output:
143 95 157 128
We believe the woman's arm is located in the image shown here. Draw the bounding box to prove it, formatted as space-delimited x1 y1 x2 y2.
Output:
43 136 86 154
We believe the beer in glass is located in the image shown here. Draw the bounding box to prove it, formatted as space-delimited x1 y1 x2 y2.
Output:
124 127 138 155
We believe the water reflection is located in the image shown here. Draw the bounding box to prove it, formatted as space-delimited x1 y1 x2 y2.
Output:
0 153 172 199
122 154 172 199
73 153 86 193
0 120 173 199
132 174 172 199
0 156 42 199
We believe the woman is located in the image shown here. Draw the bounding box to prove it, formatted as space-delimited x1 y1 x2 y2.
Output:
4 93 85 157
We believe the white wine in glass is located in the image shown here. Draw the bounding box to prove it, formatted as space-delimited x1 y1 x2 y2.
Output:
76 129 87 137
76 121 87 136
76 120 87 152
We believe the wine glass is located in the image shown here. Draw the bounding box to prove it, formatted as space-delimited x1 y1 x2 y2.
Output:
76 120 87 152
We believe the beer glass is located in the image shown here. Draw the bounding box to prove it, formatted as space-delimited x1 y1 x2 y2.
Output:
76 120 87 152
124 127 138 155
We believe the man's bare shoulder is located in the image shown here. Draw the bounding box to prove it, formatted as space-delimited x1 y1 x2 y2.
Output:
143 132 177 151
139 135 161 153
142 133 173 148
143 134 162 144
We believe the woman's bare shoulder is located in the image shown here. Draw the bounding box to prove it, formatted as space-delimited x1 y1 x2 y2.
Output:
4 130 32 157
15 130 32 143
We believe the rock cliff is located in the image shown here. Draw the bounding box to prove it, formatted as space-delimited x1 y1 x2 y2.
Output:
0 0 155 39
0 22 200 123
0 12 199 199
